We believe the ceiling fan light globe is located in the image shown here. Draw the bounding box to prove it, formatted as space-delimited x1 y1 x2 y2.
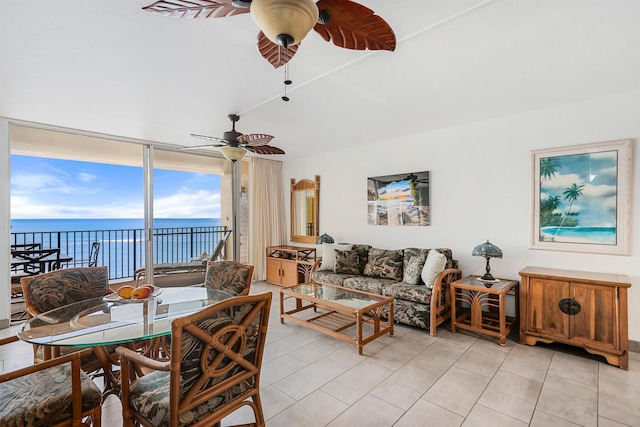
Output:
220 146 247 162
250 0 319 46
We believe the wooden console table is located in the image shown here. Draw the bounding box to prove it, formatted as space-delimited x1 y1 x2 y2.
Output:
519 266 631 369
266 246 316 286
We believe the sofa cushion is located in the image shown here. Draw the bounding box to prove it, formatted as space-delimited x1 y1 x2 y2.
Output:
403 248 429 285
334 249 361 275
382 282 433 305
342 276 397 295
363 248 404 280
318 243 353 271
349 244 372 274
310 271 357 287
422 249 447 289
394 299 430 330
430 248 454 269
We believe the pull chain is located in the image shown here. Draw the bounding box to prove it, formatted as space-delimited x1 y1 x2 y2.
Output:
282 46 292 102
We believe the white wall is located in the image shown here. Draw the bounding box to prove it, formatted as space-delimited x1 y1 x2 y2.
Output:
0 118 10 328
283 88 640 342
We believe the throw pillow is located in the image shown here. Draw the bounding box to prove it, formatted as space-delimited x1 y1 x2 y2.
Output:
421 249 447 289
403 248 429 285
363 248 404 280
334 249 361 275
318 243 353 271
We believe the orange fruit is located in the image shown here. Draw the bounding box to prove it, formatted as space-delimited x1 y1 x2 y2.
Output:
117 285 134 299
131 286 152 299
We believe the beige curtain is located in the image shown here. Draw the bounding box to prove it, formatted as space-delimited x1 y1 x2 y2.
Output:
249 157 286 280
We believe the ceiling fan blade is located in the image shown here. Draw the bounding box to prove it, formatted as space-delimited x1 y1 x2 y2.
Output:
246 145 285 155
313 0 396 51
142 0 249 18
257 31 299 68
237 133 274 146
190 133 229 145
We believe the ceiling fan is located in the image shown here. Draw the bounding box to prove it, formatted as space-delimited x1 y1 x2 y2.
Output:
142 0 396 68
187 114 285 160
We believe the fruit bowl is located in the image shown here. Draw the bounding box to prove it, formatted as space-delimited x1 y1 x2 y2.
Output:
104 285 162 303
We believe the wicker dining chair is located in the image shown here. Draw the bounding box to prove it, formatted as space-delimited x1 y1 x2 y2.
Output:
203 260 255 296
0 335 102 427
21 266 111 371
116 292 272 427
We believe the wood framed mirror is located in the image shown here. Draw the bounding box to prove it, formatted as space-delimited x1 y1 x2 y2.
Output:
290 175 319 244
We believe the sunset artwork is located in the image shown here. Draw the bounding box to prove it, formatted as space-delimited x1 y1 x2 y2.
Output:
367 171 430 226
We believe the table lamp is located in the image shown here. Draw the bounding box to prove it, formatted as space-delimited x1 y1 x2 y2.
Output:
316 233 335 244
472 240 503 282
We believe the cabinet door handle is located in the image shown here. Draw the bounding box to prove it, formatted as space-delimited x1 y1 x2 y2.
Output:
558 298 581 315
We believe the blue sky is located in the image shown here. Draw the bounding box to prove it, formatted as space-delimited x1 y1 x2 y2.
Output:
539 150 618 227
10 155 221 219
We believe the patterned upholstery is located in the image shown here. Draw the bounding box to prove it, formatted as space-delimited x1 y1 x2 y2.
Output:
21 266 110 371
311 245 461 333
22 266 110 314
118 293 272 427
204 261 254 296
0 336 102 427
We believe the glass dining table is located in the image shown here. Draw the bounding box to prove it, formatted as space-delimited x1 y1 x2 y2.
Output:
17 286 233 396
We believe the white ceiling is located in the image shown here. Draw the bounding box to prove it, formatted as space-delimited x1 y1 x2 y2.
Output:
2 0 640 160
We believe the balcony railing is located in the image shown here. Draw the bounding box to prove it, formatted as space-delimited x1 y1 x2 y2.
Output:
10 226 229 281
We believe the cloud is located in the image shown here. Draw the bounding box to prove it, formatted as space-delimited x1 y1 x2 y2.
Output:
12 171 93 194
77 172 97 183
154 190 221 218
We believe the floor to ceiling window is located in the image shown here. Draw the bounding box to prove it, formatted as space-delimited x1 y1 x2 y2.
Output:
8 123 236 282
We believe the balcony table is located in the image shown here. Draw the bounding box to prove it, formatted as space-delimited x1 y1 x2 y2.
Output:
10 248 73 276
17 286 233 396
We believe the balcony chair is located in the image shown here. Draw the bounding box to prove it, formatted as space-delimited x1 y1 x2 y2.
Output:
117 292 272 427
0 335 102 427
72 242 101 267
204 260 255 296
134 229 231 287
21 266 112 373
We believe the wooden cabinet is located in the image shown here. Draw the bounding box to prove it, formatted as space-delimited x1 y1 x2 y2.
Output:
519 266 631 369
266 246 316 286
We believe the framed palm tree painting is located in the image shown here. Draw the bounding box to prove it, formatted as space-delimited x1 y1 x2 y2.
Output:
531 139 633 255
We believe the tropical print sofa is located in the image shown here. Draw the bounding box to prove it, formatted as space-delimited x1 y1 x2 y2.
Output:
310 244 461 335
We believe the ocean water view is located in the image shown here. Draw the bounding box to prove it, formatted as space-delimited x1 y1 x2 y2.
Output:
540 226 616 245
11 218 220 233
11 218 224 281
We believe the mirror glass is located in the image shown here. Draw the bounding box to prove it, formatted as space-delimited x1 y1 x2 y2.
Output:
290 176 319 243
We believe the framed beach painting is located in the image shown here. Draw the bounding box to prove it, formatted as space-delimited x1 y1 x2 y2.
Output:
531 139 633 255
367 171 430 226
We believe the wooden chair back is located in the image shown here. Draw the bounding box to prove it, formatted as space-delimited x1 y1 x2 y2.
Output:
119 292 272 427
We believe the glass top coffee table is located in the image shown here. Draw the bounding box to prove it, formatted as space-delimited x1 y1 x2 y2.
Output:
279 282 394 354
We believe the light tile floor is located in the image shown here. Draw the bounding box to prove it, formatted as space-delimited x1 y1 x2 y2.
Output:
2 281 639 426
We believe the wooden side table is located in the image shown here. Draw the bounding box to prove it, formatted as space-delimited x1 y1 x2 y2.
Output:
450 276 519 346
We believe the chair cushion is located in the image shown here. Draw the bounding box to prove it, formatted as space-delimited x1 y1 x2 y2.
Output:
26 267 109 314
204 262 251 296
128 370 255 427
0 362 101 427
